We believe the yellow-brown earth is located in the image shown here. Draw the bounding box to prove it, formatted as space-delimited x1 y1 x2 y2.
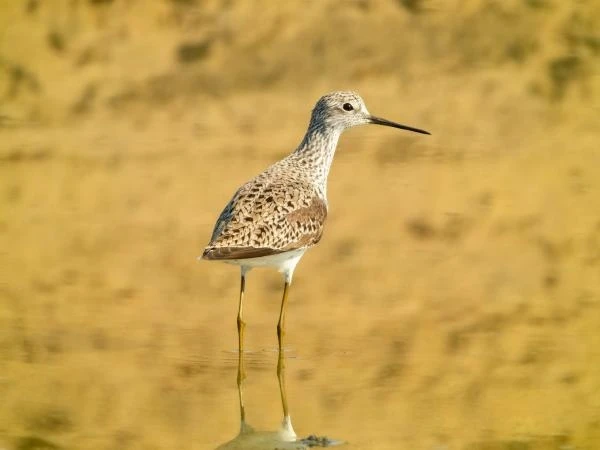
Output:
1 1 599 449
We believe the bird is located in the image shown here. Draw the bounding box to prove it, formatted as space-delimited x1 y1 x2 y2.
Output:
201 91 430 355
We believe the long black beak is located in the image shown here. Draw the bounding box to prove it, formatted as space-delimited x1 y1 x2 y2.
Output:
369 115 430 135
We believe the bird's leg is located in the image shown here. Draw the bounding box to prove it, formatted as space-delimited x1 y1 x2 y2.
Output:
277 343 293 432
237 270 247 385
277 276 294 429
237 336 247 427
276 280 291 353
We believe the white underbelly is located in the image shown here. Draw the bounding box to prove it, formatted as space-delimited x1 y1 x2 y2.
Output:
223 248 307 279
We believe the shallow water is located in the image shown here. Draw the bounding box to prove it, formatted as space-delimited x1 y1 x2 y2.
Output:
3 144 600 448
4 300 597 450
2 131 600 449
2 1 599 443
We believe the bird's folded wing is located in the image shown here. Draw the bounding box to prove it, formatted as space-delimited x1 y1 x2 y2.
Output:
203 181 327 260
202 246 285 260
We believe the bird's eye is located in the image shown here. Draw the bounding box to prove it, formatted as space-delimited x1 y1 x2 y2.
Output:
342 103 354 111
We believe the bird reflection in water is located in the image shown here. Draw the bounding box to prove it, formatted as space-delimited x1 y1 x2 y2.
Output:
215 348 343 449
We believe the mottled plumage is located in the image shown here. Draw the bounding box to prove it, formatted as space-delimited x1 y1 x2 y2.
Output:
200 90 429 359
203 173 328 260
202 92 362 262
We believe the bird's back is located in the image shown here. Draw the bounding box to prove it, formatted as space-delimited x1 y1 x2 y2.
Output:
203 159 328 261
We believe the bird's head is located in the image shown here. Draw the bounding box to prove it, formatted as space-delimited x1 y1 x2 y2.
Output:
310 91 430 135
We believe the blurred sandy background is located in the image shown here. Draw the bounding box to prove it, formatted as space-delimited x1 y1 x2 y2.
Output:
1 1 600 449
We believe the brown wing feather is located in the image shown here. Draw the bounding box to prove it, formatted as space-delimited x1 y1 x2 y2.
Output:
203 180 327 260
280 196 327 250
202 246 285 260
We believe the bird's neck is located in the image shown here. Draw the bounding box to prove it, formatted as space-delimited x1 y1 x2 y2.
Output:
291 123 342 196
